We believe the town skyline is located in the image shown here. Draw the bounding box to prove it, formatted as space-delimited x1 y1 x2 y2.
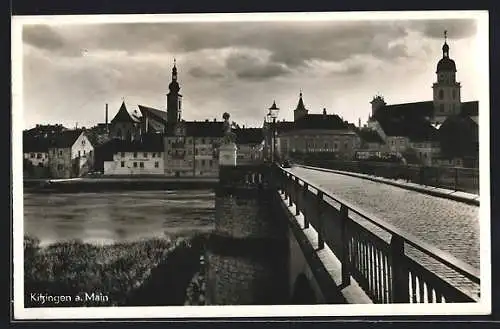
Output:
19 14 483 130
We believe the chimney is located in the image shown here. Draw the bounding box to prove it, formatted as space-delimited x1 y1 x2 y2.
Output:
105 103 109 128
205 119 209 122
213 118 216 122
323 108 327 117
358 118 361 128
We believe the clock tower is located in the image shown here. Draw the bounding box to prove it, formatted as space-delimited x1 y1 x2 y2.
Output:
167 59 183 125
432 31 461 124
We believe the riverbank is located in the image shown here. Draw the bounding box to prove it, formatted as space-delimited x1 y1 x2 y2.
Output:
24 233 207 307
24 177 219 193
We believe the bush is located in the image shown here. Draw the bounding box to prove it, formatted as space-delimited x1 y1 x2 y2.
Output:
24 233 208 307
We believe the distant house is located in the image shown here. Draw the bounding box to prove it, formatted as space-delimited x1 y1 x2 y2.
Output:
164 120 225 177
47 130 94 178
437 114 479 168
23 133 51 178
234 128 264 164
271 95 360 161
103 134 164 175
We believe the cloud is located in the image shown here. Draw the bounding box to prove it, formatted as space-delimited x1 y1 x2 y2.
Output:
408 19 477 40
23 25 65 51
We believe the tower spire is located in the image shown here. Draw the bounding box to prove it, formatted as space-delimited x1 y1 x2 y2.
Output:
442 30 450 58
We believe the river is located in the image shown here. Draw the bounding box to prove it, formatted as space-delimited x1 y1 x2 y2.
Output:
23 190 215 246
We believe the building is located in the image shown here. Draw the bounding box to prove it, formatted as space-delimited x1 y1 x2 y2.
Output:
23 132 51 178
366 31 479 167
164 120 224 177
234 128 265 164
267 93 360 161
47 130 94 178
354 128 386 160
103 134 164 175
109 101 142 141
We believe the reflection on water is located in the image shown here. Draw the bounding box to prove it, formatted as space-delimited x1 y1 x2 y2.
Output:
23 190 215 246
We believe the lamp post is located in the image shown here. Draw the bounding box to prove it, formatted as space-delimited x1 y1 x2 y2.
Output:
267 101 280 163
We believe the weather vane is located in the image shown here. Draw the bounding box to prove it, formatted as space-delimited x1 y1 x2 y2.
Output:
444 30 448 42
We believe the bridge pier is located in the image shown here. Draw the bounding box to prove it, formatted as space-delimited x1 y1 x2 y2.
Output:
205 145 289 305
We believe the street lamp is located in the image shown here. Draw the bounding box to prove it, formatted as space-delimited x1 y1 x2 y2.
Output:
267 101 279 163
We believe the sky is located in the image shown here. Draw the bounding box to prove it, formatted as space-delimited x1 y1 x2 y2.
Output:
18 14 484 130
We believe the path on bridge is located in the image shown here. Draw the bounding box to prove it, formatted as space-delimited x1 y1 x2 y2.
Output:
287 166 480 270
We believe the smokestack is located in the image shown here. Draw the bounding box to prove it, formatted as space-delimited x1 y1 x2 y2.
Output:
105 103 109 127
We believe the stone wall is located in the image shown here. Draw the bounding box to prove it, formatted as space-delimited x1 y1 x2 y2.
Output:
205 165 289 305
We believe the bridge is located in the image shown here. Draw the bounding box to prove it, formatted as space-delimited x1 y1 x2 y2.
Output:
204 144 480 305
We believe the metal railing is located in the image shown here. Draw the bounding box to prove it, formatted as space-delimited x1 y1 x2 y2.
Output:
277 166 480 304
298 160 479 195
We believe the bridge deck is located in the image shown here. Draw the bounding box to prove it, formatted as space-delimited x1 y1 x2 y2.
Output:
287 166 480 299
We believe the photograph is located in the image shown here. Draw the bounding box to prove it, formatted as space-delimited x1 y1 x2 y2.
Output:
12 10 490 320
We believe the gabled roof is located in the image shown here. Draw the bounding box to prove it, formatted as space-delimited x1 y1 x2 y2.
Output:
48 130 85 148
293 113 351 130
114 134 164 152
234 128 264 144
357 128 385 144
374 101 434 121
461 101 479 117
138 105 167 123
23 133 51 153
166 121 225 137
111 101 141 124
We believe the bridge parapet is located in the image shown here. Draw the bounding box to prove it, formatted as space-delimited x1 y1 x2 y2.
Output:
279 168 480 304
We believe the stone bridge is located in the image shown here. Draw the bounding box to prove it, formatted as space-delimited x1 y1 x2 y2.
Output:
204 145 480 305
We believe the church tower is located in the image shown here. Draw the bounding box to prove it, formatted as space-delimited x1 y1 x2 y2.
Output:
293 91 308 121
432 31 461 124
167 59 183 124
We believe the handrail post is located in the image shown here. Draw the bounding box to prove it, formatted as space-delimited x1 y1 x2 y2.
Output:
303 182 309 229
288 177 293 207
390 235 409 303
454 167 459 191
340 204 351 287
294 177 300 216
317 191 324 250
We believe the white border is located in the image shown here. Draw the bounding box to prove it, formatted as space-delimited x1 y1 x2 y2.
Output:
12 11 491 320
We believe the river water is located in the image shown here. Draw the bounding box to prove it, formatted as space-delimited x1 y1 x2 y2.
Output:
23 190 215 246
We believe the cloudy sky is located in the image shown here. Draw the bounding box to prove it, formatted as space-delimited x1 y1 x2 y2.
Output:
19 14 483 130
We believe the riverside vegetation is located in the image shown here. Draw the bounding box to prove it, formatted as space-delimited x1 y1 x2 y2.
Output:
24 233 207 307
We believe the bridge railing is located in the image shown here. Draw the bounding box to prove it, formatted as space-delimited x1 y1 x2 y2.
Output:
297 160 479 195
278 167 480 304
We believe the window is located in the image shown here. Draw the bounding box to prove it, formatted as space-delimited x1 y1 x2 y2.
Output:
139 162 144 168
344 142 348 149
133 162 138 168
201 138 205 144
152 153 156 158
209 160 213 167
438 89 444 100
57 164 63 170
78 150 81 157
121 161 125 167
121 152 125 157
83 150 86 155
440 104 445 113
154 161 159 168
143 152 147 158
201 160 206 166
195 149 199 155
334 143 338 149
452 90 456 99
38 163 43 167
37 153 42 159
133 152 137 158
59 150 63 156
30 153 34 158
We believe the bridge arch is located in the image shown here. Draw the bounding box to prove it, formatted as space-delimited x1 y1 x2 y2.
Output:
290 273 316 305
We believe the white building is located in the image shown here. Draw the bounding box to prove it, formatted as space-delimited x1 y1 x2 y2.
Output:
104 135 164 176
